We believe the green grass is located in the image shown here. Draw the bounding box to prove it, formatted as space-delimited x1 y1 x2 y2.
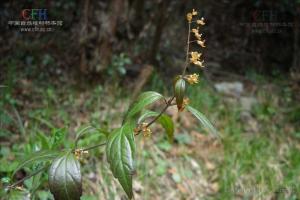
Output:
0 69 299 199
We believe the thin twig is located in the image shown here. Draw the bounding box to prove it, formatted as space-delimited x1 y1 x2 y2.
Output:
8 165 48 190
146 96 175 127
81 142 107 151
134 96 175 136
182 22 191 76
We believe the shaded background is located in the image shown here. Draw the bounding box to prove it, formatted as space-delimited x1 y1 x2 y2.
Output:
1 0 300 199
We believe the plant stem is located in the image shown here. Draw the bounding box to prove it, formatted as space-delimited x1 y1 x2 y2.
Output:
76 96 174 150
8 165 48 189
134 96 175 136
146 96 175 127
182 22 191 76
81 142 107 151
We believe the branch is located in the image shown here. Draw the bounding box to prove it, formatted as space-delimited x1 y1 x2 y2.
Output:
182 22 191 76
146 96 175 127
134 96 175 136
79 142 107 152
7 165 48 190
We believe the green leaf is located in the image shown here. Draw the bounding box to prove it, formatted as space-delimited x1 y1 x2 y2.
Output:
50 128 67 149
37 131 51 149
75 126 109 147
186 105 219 137
138 110 174 143
106 122 136 199
137 110 158 123
13 150 60 176
6 190 30 200
174 78 186 111
158 115 174 143
48 152 82 200
124 91 164 121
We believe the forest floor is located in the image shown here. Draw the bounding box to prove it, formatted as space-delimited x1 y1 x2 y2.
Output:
1 70 300 200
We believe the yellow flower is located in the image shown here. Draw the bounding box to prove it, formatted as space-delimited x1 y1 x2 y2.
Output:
135 123 152 137
143 128 152 137
192 9 198 16
195 33 202 40
189 51 202 63
186 13 192 23
186 73 199 84
197 17 205 25
192 28 203 40
197 39 206 48
140 123 152 137
191 28 199 34
75 149 89 159
194 60 205 68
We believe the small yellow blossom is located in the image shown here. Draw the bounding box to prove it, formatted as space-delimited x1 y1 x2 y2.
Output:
186 13 192 23
192 28 203 40
194 60 205 67
191 28 198 34
197 17 205 25
195 33 202 40
75 149 89 159
189 51 201 63
142 127 152 137
187 9 197 23
186 73 199 84
192 9 198 16
135 123 152 137
141 123 152 137
197 39 206 47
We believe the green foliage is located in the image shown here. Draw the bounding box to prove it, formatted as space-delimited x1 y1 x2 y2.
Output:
4 71 219 200
3 11 221 199
108 53 131 77
50 128 67 149
106 121 136 199
138 110 174 143
124 91 164 121
186 105 219 137
48 152 82 200
13 150 60 177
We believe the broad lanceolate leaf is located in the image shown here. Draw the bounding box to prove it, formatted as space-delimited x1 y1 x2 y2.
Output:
138 110 174 143
124 91 164 121
186 105 219 137
158 114 175 143
174 78 186 111
13 150 60 176
106 122 136 199
48 152 82 200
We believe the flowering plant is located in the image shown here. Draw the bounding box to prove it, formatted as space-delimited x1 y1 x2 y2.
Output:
8 9 218 199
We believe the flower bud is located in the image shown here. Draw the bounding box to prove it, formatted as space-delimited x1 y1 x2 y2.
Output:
174 78 186 111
